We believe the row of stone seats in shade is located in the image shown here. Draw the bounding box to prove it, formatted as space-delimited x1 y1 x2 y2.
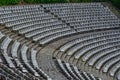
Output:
0 32 52 80
0 3 119 46
56 59 102 80
54 30 120 80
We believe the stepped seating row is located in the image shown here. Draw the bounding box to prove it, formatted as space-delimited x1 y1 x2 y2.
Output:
48 6 111 13
43 3 120 33
44 4 110 16
54 30 120 80
0 63 20 80
12 15 55 31
0 70 6 80
59 30 120 52
0 3 119 80
0 5 75 45
0 32 52 80
56 59 102 80
50 8 108 13
62 16 116 24
0 5 41 10
0 62 31 80
0 3 119 45
43 3 103 8
4 13 51 27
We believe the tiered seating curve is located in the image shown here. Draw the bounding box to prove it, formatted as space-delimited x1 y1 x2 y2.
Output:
54 30 120 80
0 32 52 80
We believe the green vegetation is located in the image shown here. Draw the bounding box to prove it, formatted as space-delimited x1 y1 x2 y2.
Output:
111 0 120 9
24 0 96 3
24 0 69 3
0 0 20 6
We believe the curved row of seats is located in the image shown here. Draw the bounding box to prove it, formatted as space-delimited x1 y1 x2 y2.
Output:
56 59 102 80
0 62 32 80
0 32 51 80
43 3 120 33
43 3 104 10
0 3 119 80
0 5 74 45
0 3 119 46
54 30 120 80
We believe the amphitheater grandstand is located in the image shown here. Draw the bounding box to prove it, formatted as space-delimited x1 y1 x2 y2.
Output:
0 0 120 80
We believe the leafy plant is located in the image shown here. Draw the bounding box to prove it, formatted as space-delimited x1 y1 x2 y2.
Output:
24 0 69 3
111 0 120 9
0 0 20 6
